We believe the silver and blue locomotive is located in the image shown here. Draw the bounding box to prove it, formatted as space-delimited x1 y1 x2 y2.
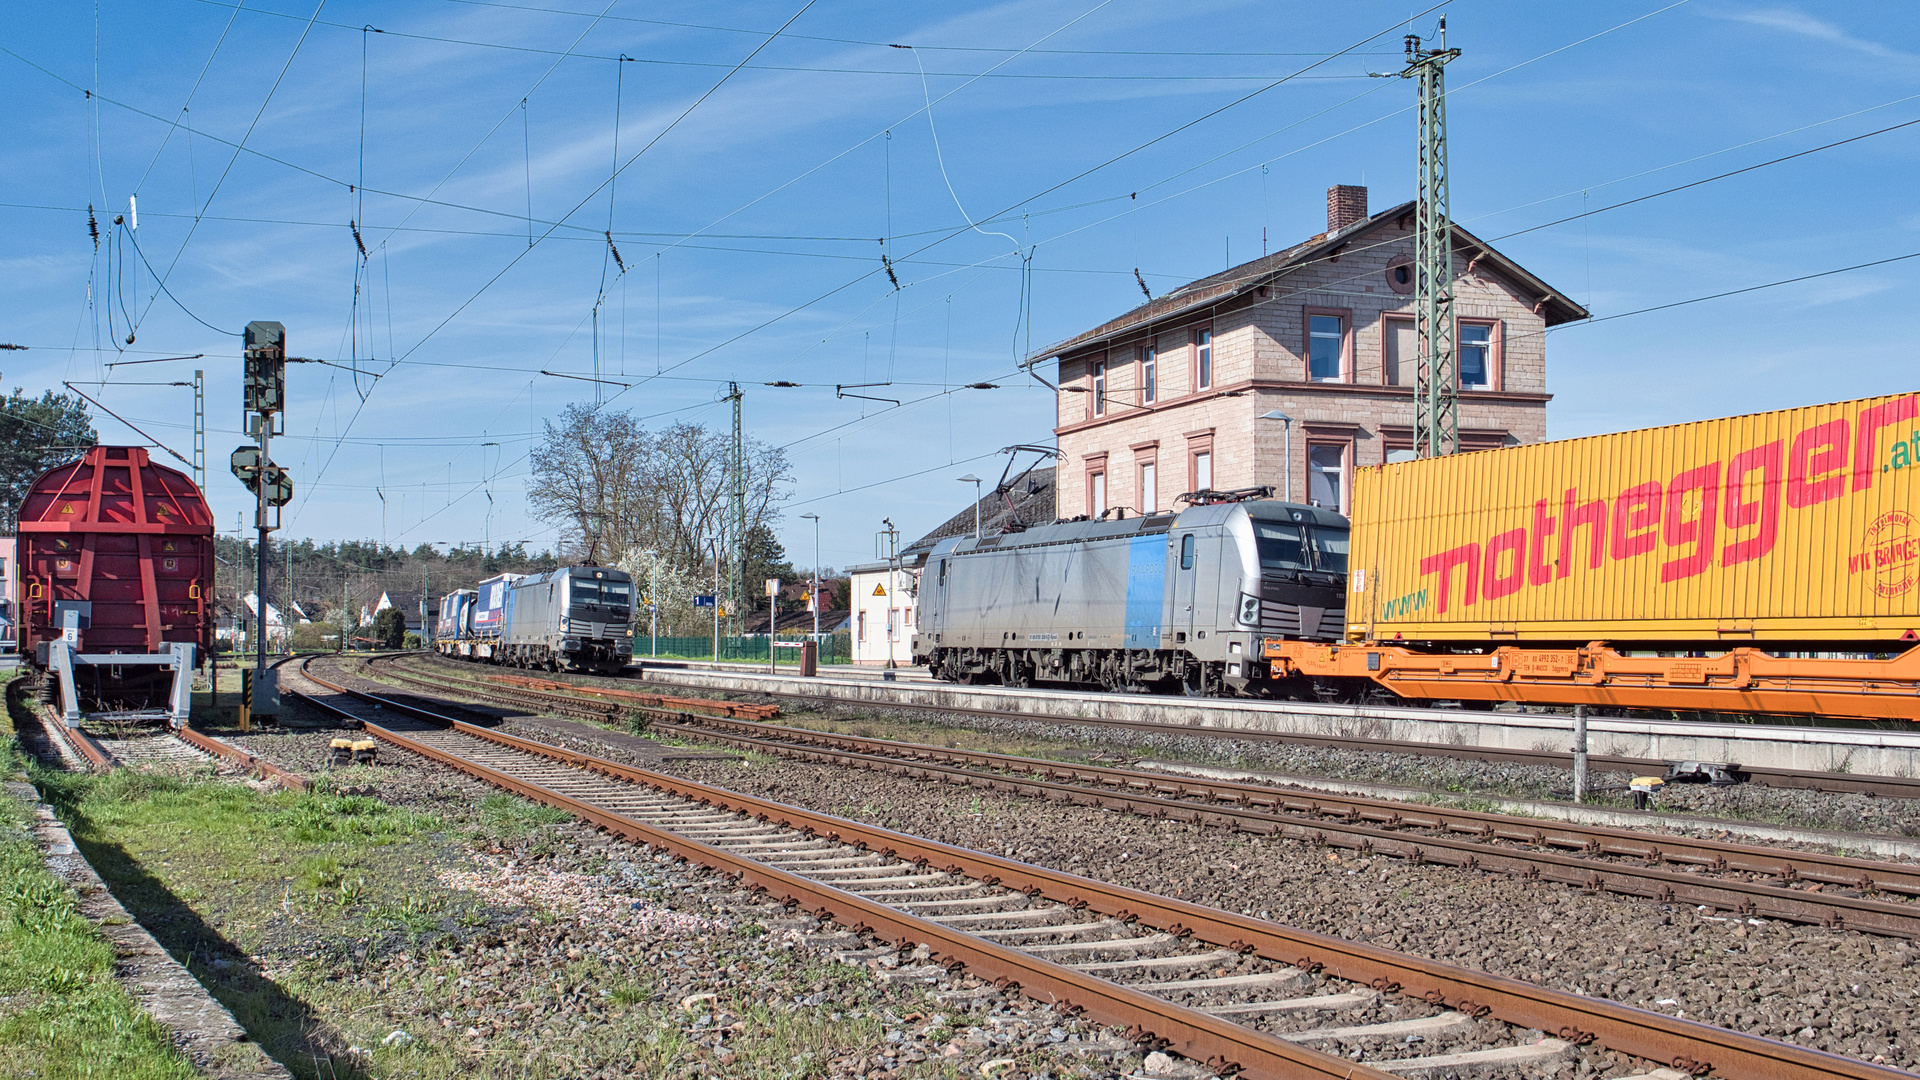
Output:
495 566 634 674
913 496 1347 697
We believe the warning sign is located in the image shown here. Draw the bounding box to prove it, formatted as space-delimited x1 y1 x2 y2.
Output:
872 583 887 597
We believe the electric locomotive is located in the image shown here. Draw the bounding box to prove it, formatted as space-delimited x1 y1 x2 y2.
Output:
496 565 634 673
914 492 1347 697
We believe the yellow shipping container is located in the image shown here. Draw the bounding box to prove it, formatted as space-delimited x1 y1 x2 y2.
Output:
1348 392 1920 645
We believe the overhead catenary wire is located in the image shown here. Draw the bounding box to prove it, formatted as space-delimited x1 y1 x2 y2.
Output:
432 0 1404 58
130 0 330 341
592 4 1444 415
23 0 1873 547
186 0 1385 78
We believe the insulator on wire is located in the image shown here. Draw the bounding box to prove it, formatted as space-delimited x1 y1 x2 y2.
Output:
605 232 625 273
351 221 369 259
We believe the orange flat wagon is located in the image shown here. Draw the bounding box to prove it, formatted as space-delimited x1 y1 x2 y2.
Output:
1267 393 1920 719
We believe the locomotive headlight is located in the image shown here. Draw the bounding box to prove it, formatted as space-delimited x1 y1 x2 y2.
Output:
1237 593 1261 626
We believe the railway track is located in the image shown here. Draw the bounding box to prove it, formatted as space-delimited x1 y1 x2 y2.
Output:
303 653 1909 1080
617 660 1920 802
376 654 1920 940
10 672 309 791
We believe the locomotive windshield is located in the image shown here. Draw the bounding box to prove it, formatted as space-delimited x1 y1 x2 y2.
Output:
570 576 632 610
1253 521 1348 573
1253 522 1309 570
1307 527 1349 573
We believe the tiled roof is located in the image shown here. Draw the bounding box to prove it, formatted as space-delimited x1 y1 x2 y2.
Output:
909 466 1056 553
1027 201 1587 361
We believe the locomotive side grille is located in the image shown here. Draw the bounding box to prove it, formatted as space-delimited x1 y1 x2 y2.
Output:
1258 573 1346 642
1260 604 1301 636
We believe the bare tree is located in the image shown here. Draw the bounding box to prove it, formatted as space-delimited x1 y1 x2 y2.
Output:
527 406 793 575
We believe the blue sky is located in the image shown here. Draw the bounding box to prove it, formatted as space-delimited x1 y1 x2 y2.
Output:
4 1 1916 573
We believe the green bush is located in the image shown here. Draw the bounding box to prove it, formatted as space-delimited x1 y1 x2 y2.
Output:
289 622 340 652
371 607 406 649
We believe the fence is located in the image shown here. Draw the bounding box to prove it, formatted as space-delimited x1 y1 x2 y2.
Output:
640 632 851 666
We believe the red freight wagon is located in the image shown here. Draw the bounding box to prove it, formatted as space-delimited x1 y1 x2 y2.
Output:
16 446 214 724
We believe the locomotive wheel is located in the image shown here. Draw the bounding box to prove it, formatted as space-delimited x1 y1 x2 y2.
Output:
1181 665 1208 697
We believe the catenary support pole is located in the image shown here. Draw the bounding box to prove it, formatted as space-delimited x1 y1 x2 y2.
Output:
1403 21 1460 459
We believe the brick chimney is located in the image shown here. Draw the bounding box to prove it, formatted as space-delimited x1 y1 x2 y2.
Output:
1327 185 1368 233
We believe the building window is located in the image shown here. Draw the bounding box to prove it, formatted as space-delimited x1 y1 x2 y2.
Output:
1308 444 1346 513
858 610 866 642
1382 316 1414 387
1089 470 1107 516
1194 328 1212 389
1139 461 1157 513
1308 313 1346 381
1141 345 1157 404
1092 360 1107 416
1459 321 1494 389
1192 451 1212 492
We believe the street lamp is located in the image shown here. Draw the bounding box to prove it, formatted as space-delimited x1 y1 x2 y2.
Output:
956 475 982 538
1260 410 1294 503
799 512 821 639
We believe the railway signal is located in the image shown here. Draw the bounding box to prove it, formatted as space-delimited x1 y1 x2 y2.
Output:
241 320 292 718
229 446 293 507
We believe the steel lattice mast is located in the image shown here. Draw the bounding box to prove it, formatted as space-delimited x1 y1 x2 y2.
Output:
1403 22 1460 459
726 381 746 635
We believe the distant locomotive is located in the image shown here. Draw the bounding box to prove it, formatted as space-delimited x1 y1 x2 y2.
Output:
15 446 214 723
913 494 1347 697
437 566 632 674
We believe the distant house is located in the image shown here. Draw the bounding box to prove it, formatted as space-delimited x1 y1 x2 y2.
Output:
363 590 435 636
0 537 14 647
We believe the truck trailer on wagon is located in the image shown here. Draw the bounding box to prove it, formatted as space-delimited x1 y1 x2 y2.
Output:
1266 391 1920 720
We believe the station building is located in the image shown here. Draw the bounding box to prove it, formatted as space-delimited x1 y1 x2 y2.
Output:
1027 186 1588 519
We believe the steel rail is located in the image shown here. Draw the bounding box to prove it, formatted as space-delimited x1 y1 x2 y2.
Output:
655 714 1920 894
172 724 310 791
10 682 113 770
289 659 1399 1080
603 659 1920 802
54 718 114 770
643 718 1920 938
305 656 1917 1080
379 655 1920 936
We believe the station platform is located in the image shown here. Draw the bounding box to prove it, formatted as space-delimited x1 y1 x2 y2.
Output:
628 662 1920 778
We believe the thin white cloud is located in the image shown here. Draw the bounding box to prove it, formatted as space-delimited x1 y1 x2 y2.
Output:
1707 5 1918 63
